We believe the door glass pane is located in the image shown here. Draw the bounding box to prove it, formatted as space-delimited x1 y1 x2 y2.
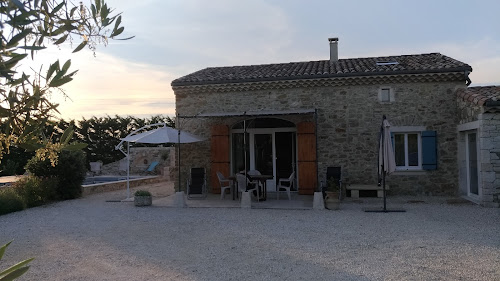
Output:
254 134 273 175
232 133 249 174
468 133 478 195
276 132 296 190
408 134 419 166
394 134 405 166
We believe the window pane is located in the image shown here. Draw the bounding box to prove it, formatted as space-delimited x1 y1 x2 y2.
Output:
254 134 273 175
408 134 419 166
394 134 405 166
381 88 390 102
232 133 249 173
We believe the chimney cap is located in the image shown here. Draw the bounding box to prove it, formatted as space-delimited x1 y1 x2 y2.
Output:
328 37 338 42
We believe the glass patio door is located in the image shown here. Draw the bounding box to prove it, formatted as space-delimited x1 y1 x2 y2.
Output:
250 132 276 191
230 118 297 193
253 134 273 175
275 132 296 191
466 132 479 196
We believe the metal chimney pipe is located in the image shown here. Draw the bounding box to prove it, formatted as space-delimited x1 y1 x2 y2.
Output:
328 37 338 62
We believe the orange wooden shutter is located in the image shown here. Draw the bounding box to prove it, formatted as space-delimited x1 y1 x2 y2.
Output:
210 125 230 193
297 122 317 195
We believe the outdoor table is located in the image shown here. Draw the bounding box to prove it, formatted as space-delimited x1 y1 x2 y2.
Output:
248 175 273 201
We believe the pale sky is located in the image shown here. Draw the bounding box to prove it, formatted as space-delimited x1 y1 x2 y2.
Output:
28 0 500 120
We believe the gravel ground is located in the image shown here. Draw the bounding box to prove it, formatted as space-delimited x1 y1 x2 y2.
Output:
0 185 499 281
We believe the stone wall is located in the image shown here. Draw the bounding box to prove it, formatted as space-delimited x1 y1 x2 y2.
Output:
82 176 163 196
457 97 482 124
456 94 500 207
175 80 465 196
479 113 500 207
100 147 176 180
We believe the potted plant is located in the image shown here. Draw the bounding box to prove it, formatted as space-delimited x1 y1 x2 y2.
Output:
324 177 340 210
134 190 152 206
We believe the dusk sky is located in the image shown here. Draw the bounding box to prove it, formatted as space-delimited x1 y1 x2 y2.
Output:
34 0 500 120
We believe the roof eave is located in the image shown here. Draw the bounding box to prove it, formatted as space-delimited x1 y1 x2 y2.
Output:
171 66 473 87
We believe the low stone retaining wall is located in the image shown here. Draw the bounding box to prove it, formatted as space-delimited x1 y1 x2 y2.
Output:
82 176 164 196
346 184 390 198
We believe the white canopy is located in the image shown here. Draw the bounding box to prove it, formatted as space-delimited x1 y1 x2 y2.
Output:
116 123 204 199
121 126 204 144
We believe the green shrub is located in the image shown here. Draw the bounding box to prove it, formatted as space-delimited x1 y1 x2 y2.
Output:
134 190 151 196
0 188 26 216
12 176 58 208
25 150 87 200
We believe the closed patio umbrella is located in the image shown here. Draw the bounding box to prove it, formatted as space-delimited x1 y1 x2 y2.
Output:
116 123 204 199
365 116 405 213
379 117 396 176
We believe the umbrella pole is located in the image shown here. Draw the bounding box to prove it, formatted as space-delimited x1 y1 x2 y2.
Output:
127 141 130 199
178 129 181 192
381 123 387 212
364 116 405 213
243 119 248 189
382 170 387 212
177 114 181 193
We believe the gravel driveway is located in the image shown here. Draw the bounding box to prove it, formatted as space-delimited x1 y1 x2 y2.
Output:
0 187 499 281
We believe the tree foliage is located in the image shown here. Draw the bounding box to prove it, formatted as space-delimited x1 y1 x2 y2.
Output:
0 115 174 175
43 114 174 165
25 149 86 199
0 0 132 164
77 115 175 165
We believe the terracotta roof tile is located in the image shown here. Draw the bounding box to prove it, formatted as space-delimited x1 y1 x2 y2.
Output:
456 86 500 106
172 53 472 86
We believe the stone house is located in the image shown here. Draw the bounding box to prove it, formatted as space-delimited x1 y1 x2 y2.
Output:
456 86 500 207
171 38 499 207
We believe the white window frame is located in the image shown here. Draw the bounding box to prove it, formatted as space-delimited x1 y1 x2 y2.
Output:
378 87 395 103
392 126 425 171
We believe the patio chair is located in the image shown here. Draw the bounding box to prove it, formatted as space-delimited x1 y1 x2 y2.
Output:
236 173 259 202
247 169 263 190
248 170 261 175
187 167 207 199
145 161 159 174
89 161 102 176
217 171 233 200
277 172 294 200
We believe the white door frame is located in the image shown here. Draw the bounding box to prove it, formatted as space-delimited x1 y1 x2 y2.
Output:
250 130 276 191
231 127 296 192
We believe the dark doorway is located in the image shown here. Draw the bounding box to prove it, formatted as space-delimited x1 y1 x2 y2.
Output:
275 132 296 190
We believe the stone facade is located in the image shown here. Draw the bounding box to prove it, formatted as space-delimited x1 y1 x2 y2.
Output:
175 77 465 196
457 97 482 124
480 114 500 207
456 90 500 207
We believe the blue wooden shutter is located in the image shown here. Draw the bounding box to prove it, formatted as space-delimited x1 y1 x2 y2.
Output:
421 131 437 170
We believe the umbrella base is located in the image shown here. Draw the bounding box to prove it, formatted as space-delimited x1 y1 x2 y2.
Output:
364 207 406 213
